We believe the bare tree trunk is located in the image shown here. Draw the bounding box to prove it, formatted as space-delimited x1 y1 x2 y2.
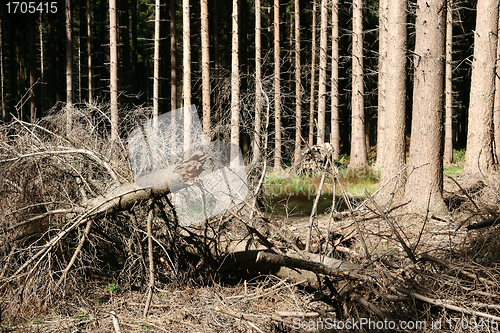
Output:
293 0 302 163
170 0 177 110
379 0 406 205
349 0 367 168
183 0 192 151
87 0 93 102
201 0 211 140
308 1 317 147
28 18 37 123
231 0 240 166
495 7 500 162
109 0 119 140
153 0 160 119
444 0 454 164
253 0 262 164
66 0 73 134
273 0 283 172
464 0 499 176
0 13 5 122
376 0 388 168
404 0 447 215
330 0 340 160
317 0 328 145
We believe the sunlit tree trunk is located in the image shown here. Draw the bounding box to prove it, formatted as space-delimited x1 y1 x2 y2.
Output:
231 0 240 166
308 1 317 147
376 0 388 167
153 0 160 118
379 0 406 205
253 0 262 164
349 0 367 168
28 16 37 122
109 0 118 140
183 0 192 151
404 0 447 215
87 0 93 102
443 0 454 164
330 0 339 160
201 0 211 140
66 0 73 133
464 0 499 176
170 0 177 110
274 0 283 172
293 0 302 163
495 7 500 162
317 0 328 145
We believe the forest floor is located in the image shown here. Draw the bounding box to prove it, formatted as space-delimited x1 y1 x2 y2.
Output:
4 164 500 333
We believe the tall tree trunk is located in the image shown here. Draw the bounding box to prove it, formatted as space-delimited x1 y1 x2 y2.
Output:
376 0 388 167
109 0 119 140
28 16 38 122
253 0 262 164
293 0 302 163
131 0 138 96
495 7 500 162
330 0 339 160
464 0 499 176
183 0 192 152
66 0 73 133
443 0 454 164
0 9 5 122
317 0 328 145
349 0 367 168
170 0 177 110
153 0 160 118
87 0 93 102
379 0 406 205
308 1 317 147
404 0 447 215
231 0 240 166
273 0 283 172
201 0 211 140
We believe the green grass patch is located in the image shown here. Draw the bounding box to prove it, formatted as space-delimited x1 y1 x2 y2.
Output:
453 148 466 163
443 163 464 176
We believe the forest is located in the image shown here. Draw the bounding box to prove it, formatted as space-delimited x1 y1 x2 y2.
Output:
1 0 500 331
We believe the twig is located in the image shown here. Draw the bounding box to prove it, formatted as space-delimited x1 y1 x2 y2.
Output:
305 158 329 252
393 286 500 321
446 174 480 211
364 189 416 263
110 311 122 333
143 197 155 318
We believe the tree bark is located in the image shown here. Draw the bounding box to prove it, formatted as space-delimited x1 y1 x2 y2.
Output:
308 1 317 147
183 0 192 152
231 0 240 167
109 0 119 140
349 0 367 168
464 0 499 176
404 0 448 215
153 0 160 118
376 0 388 168
378 0 406 205
293 0 302 164
87 0 93 103
273 0 283 172
66 0 73 134
170 0 177 110
201 0 211 140
444 0 454 164
28 16 37 123
317 0 328 146
253 0 262 164
330 0 340 160
495 7 500 163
